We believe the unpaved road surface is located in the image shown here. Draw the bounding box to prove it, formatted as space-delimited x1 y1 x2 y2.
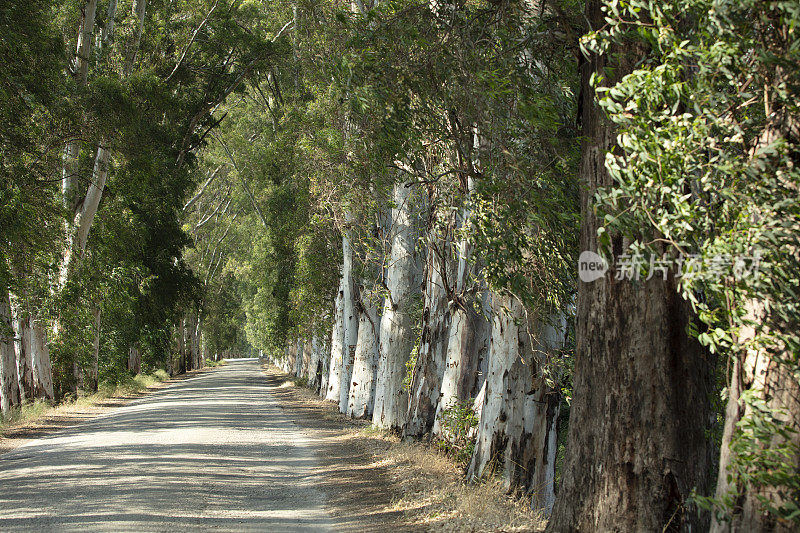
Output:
0 359 335 532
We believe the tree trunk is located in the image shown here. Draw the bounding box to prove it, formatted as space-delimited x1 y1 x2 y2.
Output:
547 5 716 529
124 0 146 76
325 277 346 402
192 315 200 370
1 290 21 415
87 305 100 392
62 0 99 209
30 318 54 400
307 334 322 391
338 222 359 413
319 331 331 398
177 318 186 374
347 295 380 419
294 338 304 377
467 293 563 517
433 177 491 438
128 345 141 374
404 231 451 439
374 182 419 430
710 68 800 532
12 310 35 401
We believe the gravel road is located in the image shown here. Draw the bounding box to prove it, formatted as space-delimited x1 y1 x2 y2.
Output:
0 359 335 532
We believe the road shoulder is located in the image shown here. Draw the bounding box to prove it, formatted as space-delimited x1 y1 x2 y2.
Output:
261 365 545 532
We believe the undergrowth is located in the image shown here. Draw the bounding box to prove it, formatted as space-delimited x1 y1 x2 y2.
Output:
0 370 172 431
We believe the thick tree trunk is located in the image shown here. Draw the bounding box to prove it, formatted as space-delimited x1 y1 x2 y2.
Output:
307 334 321 391
347 296 380 419
547 5 716 529
466 294 563 517
12 311 35 401
30 318 55 400
374 182 419 430
325 276 346 402
404 232 451 439
1 290 21 415
338 223 359 413
433 180 491 438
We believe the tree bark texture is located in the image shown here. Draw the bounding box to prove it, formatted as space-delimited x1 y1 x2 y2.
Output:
547 5 716 529
326 277 346 402
404 229 452 439
347 295 380 419
374 182 419 430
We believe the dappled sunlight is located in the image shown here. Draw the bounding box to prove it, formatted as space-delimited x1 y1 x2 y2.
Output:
0 360 333 532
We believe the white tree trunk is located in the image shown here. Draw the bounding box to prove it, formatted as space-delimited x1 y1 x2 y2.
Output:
62 0 99 207
432 177 491 438
338 222 359 413
124 0 147 76
100 0 118 49
12 307 35 402
347 297 380 419
192 315 201 369
405 233 451 438
30 318 55 400
319 331 331 398
294 338 304 377
0 291 21 415
307 334 321 390
325 277 346 401
373 182 418 430
467 293 564 517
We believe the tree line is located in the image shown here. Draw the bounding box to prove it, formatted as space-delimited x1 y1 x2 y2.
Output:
1 0 798 531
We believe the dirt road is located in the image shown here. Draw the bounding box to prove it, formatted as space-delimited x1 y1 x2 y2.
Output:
0 359 335 532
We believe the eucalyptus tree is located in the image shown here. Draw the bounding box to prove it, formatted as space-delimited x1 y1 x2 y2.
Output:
547 1 720 530
564 1 800 530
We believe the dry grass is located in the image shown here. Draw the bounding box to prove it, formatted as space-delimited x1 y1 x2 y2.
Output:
355 429 545 532
266 365 546 532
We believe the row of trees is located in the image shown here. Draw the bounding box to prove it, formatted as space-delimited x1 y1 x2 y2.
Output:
0 0 286 406
189 0 799 531
2 0 797 530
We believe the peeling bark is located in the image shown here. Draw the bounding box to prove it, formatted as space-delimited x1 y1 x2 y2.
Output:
404 230 452 439
374 182 419 430
1 290 21 415
338 222 359 413
433 175 491 438
325 278 345 402
467 294 563 519
128 345 141 375
12 310 35 401
30 318 54 400
348 295 380 419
